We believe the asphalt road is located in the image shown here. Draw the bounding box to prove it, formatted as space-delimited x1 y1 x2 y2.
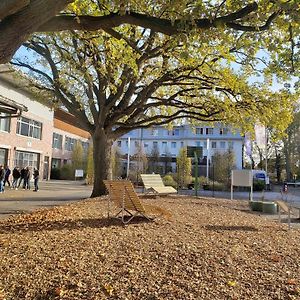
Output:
0 180 92 219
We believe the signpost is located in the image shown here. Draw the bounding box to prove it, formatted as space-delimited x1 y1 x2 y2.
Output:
231 170 253 201
187 146 203 196
75 169 84 180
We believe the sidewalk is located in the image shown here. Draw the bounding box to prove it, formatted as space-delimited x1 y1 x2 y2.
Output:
0 180 92 219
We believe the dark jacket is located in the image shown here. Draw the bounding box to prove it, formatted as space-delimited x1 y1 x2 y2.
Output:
33 169 39 179
12 168 21 179
0 168 5 181
20 168 25 178
24 169 30 179
4 168 10 179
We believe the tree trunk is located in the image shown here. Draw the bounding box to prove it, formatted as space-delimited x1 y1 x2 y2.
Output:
91 127 113 197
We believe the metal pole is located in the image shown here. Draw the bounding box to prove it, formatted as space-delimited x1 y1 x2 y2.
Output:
265 127 268 174
126 137 130 179
194 152 198 196
206 138 210 183
212 162 215 197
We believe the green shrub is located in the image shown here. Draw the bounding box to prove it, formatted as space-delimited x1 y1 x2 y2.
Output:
50 168 61 180
163 175 177 189
253 180 265 191
192 176 207 185
60 164 74 180
203 181 226 191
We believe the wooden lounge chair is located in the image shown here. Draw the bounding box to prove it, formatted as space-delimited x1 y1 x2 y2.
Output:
140 174 177 195
276 200 291 229
104 180 171 224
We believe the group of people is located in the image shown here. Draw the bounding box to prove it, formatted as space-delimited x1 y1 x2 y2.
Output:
0 165 39 193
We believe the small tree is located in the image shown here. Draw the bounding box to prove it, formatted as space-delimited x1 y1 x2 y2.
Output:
132 141 148 182
86 145 94 184
71 141 84 172
164 149 173 174
148 144 160 174
176 147 192 188
212 150 236 186
111 146 123 179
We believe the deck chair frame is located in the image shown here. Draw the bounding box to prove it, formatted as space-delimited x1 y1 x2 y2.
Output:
104 180 154 224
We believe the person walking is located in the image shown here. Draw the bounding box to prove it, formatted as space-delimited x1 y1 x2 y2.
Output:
23 166 31 190
12 167 21 189
4 166 11 187
33 168 39 192
18 167 25 188
0 165 5 193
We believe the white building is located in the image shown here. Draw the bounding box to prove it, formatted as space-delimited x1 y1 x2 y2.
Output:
115 125 243 175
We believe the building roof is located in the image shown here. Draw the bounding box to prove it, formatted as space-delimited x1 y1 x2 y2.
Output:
0 64 54 117
54 109 90 139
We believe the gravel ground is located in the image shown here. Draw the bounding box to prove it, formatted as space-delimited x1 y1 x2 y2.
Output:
0 196 300 300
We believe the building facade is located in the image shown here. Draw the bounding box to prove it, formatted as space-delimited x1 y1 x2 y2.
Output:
115 125 243 174
0 68 91 180
51 110 90 168
0 71 53 180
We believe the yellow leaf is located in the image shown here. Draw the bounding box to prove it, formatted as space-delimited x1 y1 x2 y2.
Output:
103 284 114 296
227 280 237 287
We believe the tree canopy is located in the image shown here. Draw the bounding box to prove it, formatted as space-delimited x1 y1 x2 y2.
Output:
1 0 299 71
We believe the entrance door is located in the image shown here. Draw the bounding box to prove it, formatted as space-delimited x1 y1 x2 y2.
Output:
43 156 49 180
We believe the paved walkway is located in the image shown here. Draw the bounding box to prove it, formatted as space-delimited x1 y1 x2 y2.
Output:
0 180 92 219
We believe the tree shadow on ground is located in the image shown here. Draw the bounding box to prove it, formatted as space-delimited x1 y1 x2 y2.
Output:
204 225 258 232
0 216 153 234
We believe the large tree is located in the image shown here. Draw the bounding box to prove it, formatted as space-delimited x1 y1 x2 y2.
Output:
12 1 298 196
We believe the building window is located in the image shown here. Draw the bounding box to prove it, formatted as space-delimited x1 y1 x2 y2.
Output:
117 140 121 147
0 114 10 132
162 141 167 153
153 141 158 148
211 141 217 149
181 142 184 148
14 150 40 169
169 129 179 136
134 140 140 148
65 136 77 151
171 142 177 149
195 141 201 147
220 127 229 135
228 141 234 149
196 128 203 135
203 141 207 149
81 141 89 153
144 143 149 148
51 158 61 168
16 117 42 139
151 128 159 136
206 128 213 135
220 141 226 149
52 133 63 149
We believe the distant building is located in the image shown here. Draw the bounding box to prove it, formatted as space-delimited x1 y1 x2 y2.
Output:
115 125 243 175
